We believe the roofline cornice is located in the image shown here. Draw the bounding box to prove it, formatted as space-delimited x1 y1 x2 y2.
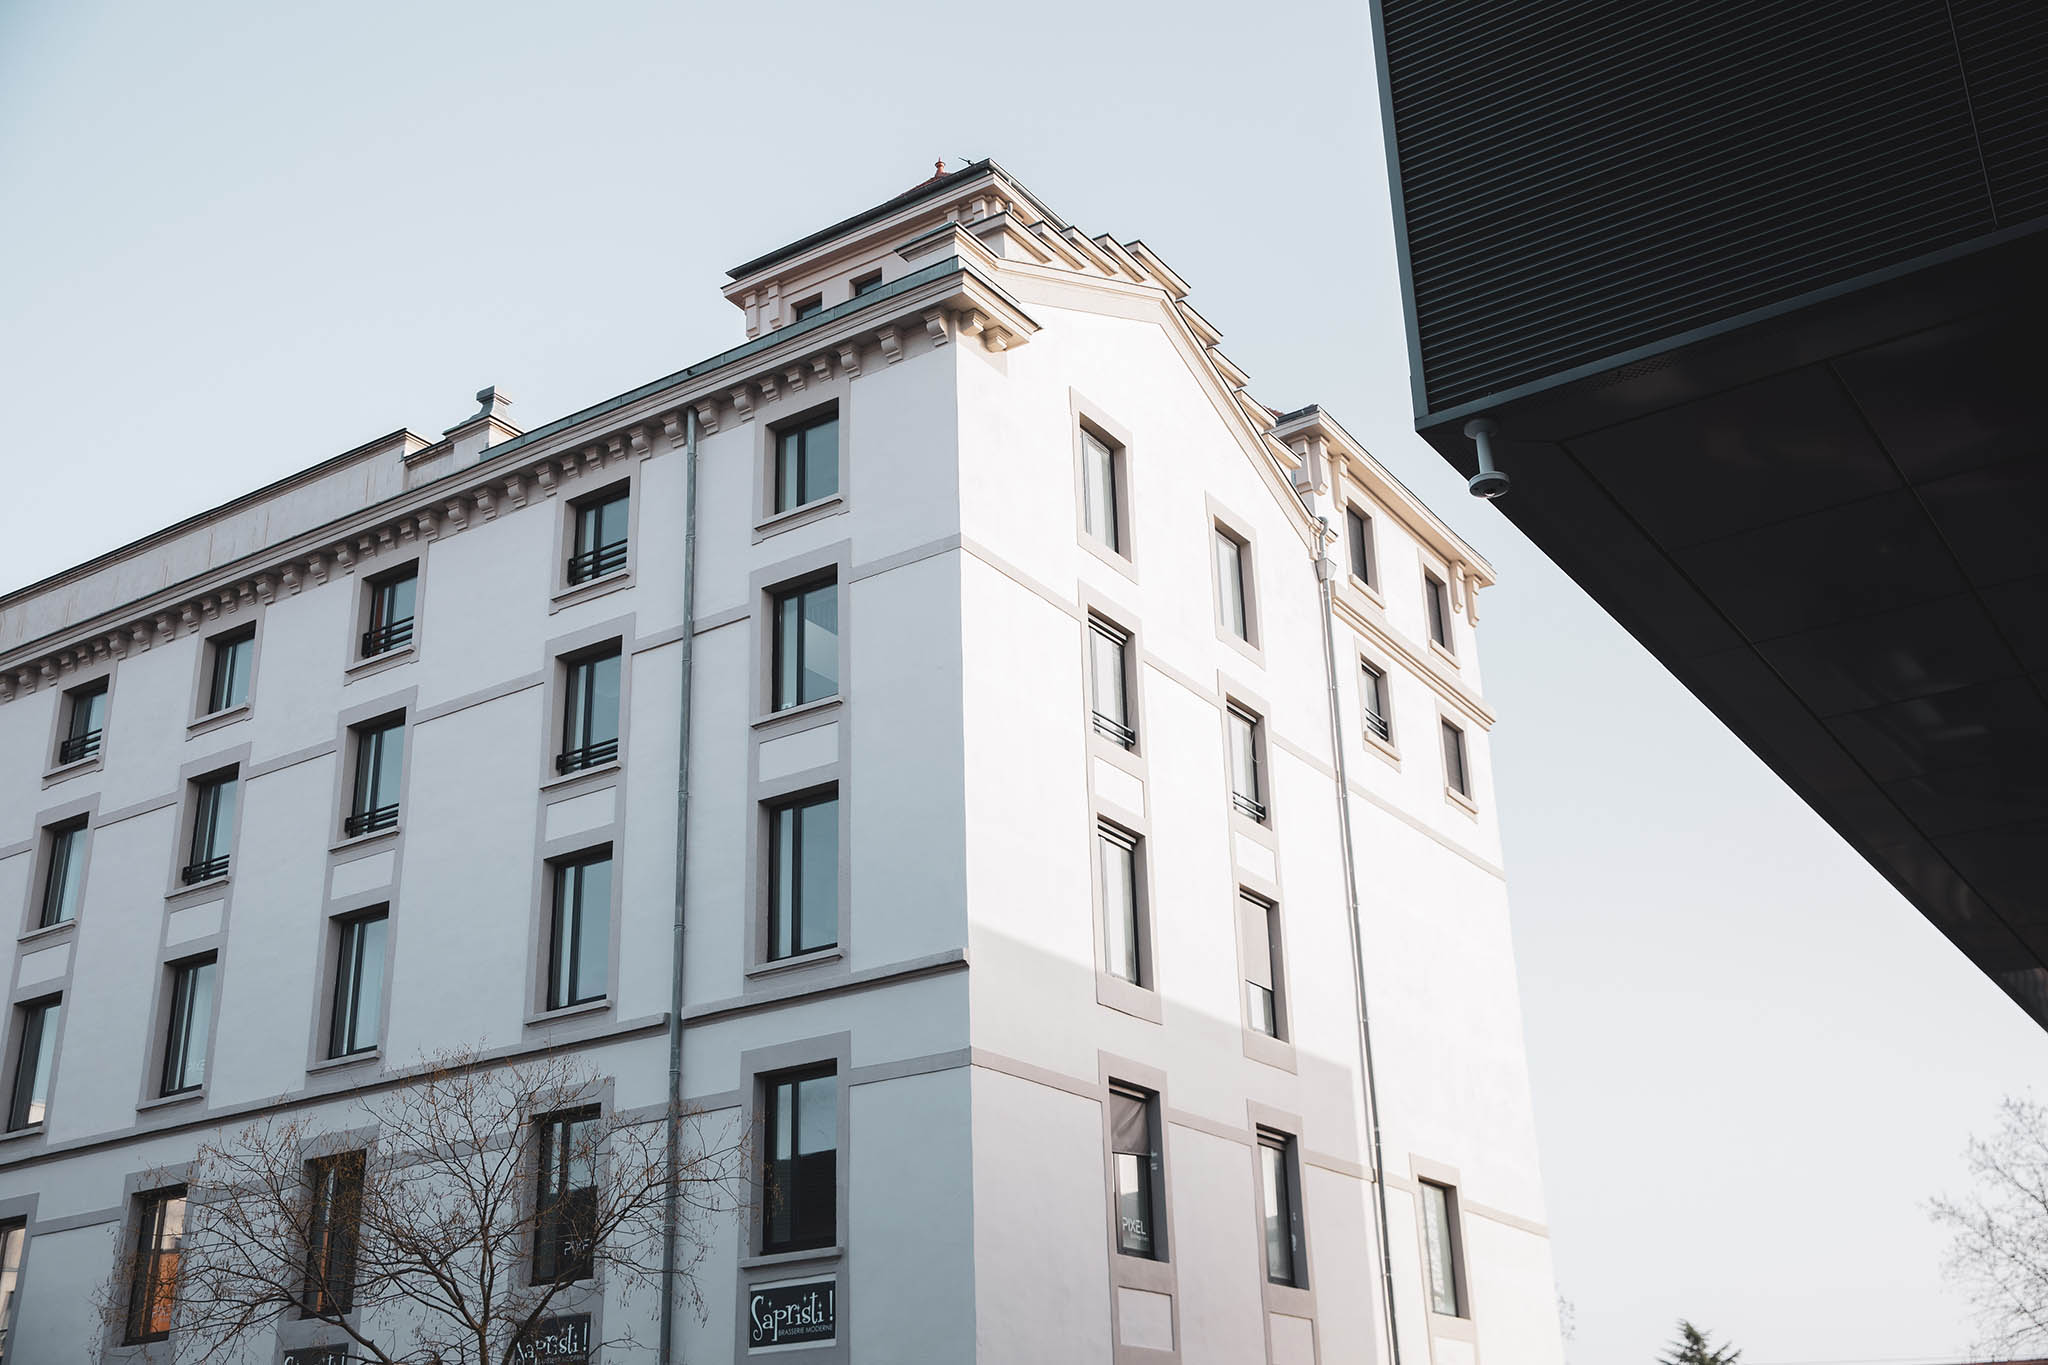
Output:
1330 586 1497 729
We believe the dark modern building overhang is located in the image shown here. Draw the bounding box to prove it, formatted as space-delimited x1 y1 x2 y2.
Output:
1371 0 2048 1023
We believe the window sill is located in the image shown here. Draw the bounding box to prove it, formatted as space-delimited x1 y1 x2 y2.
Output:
526 997 613 1028
138 1090 205 1114
1079 534 1140 585
1230 806 1275 844
551 568 634 615
1428 1309 1478 1340
1095 970 1162 1024
752 694 842 730
1347 572 1383 607
753 494 847 542
345 645 418 682
1445 786 1479 817
1428 638 1461 670
740 1244 844 1272
42 753 102 787
542 760 622 792
18 918 76 947
166 874 230 905
187 703 251 737
1362 729 1401 769
1087 729 1146 779
1216 626 1265 671
0 1123 45 1145
747 946 843 980
309 1049 381 1074
1242 1027 1297 1074
330 825 401 856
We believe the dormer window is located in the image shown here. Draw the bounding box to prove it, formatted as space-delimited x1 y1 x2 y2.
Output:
792 295 824 323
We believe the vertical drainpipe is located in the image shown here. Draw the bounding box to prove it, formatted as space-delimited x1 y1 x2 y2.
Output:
661 404 700 1364
1314 515 1404 1365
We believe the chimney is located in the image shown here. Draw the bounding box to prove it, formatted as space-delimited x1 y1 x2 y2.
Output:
444 386 522 463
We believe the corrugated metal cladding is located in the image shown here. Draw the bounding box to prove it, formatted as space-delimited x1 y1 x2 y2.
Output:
1382 0 2048 420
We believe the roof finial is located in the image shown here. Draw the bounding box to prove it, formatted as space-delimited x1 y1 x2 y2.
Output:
935 158 945 177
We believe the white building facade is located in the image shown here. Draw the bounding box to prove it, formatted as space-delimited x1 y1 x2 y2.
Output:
0 162 1560 1365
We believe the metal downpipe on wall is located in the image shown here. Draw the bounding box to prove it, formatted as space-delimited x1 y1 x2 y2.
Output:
1314 516 1404 1365
660 404 700 1364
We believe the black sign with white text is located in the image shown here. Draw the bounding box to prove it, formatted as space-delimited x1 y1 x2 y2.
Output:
511 1313 593 1365
747 1278 836 1349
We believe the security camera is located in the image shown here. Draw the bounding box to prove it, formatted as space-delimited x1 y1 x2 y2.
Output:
1462 418 1509 500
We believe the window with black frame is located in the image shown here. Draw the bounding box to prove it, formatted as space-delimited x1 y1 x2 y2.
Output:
39 819 87 928
1420 1180 1464 1317
1109 1085 1163 1260
760 1068 836 1254
533 1110 599 1283
303 1150 365 1317
125 1187 187 1344
1258 1130 1306 1288
361 567 417 658
548 853 611 1011
206 627 256 712
1360 661 1391 744
1346 505 1375 586
558 647 621 774
567 489 629 585
1088 617 1134 749
160 956 216 1096
1441 719 1471 799
1081 428 1123 555
58 680 107 764
1425 572 1454 652
770 577 838 711
1240 894 1282 1039
5 997 59 1132
329 911 387 1058
0 1217 26 1358
767 792 837 961
1097 824 1142 986
1228 704 1266 822
183 772 237 883
345 718 403 836
774 409 839 513
1214 526 1250 642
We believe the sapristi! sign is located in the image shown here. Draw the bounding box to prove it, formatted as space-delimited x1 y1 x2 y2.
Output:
511 1312 592 1364
747 1278 836 1349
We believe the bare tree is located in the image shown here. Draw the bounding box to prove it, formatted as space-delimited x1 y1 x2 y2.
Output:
1932 1096 2048 1356
91 1045 745 1365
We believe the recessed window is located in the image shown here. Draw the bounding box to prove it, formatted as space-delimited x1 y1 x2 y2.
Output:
768 792 838 961
761 1067 836 1254
1228 704 1266 822
1 1219 26 1347
567 488 630 586
183 771 238 883
160 955 216 1096
1097 824 1143 986
774 409 840 513
1240 894 1283 1038
57 680 107 765
345 718 404 837
1081 428 1124 555
303 1150 365 1317
1425 572 1453 652
206 628 256 712
1361 661 1391 744
1259 1130 1306 1288
547 852 612 1011
791 295 824 322
852 270 884 297
5 997 60 1131
329 910 388 1058
1420 1180 1465 1317
124 1187 187 1343
558 647 622 774
1441 719 1471 798
39 819 88 928
1109 1084 1164 1260
1214 527 1251 642
771 578 838 711
361 566 417 658
1346 506 1375 586
534 1109 599 1283
1088 617 1135 749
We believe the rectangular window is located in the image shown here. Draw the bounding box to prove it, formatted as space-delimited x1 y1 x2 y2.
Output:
534 1110 599 1283
58 680 107 764
851 270 883 297
771 578 838 711
1080 429 1122 554
558 647 622 774
1421 1180 1464 1316
768 792 838 961
567 489 630 585
160 956 216 1096
5 998 59 1131
1228 705 1266 822
791 295 824 322
1088 617 1134 749
302 1151 364 1317
1425 573 1453 651
125 1188 187 1343
1239 894 1281 1038
1097 824 1142 985
761 1068 836 1254
1361 662 1391 743
184 772 237 883
206 628 255 712
1109 1085 1163 1260
1 1218 25 1354
1259 1130 1306 1288
39 819 88 928
361 567 417 657
346 718 404 836
328 911 388 1058
1442 720 1471 798
1346 506 1375 585
1215 527 1250 641
774 410 840 513
547 853 612 1010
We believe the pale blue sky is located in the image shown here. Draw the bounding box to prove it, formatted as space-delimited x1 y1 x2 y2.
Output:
4 5 2043 1362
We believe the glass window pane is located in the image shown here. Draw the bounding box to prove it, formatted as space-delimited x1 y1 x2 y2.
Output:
575 858 611 1001
803 417 839 503
1089 623 1128 736
1114 1152 1152 1256
597 494 629 548
1230 710 1261 807
1098 832 1139 983
1261 1141 1294 1284
1347 508 1372 582
7 1001 59 1130
1442 722 1468 795
1082 431 1119 551
771 805 797 959
589 653 621 744
797 798 838 954
801 584 837 704
44 825 86 926
1423 1183 1459 1314
1215 531 1247 639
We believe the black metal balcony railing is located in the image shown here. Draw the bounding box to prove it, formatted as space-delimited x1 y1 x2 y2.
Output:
360 616 415 657
57 729 102 764
344 803 400 837
1091 711 1136 750
1365 709 1390 743
1231 791 1268 823
182 854 230 885
566 539 628 585
555 738 619 774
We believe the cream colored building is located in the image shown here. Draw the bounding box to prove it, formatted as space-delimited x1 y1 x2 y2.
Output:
0 161 1559 1364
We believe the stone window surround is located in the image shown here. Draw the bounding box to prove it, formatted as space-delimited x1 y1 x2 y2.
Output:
17 791 99 943
511 1071 617 1302
1 980 69 1147
1206 495 1265 667
163 743 253 903
99 1162 198 1364
733 1031 852 1365
1356 649 1401 769
1098 1052 1181 1365
1089 803 1160 1026
524 826 626 1030
1071 388 1139 582
753 379 852 542
303 894 397 1078
344 548 427 683
747 540 851 725
0 1192 37 1330
272 1121 382 1360
135 937 225 1113
1233 886 1296 1075
1419 545 1461 669
325 690 417 854
1218 674 1277 835
1247 1101 1318 1333
184 602 266 736
1344 499 1381 600
1409 1154 1477 1337
744 744 852 987
43 656 118 785
1079 583 1149 778
535 614 637 793
550 468 642 613
1438 709 1479 817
